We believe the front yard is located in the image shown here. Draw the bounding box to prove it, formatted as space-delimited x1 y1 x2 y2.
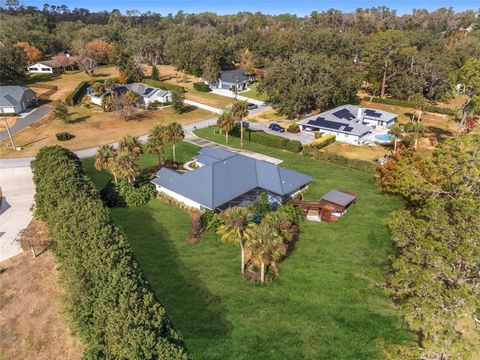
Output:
82 137 413 359
0 106 213 157
241 82 270 102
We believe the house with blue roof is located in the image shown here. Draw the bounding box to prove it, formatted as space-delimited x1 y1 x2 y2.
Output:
298 105 397 145
151 147 312 211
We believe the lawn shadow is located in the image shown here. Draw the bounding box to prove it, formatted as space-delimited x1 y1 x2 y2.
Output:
182 105 197 113
69 115 90 124
113 206 233 340
427 126 453 141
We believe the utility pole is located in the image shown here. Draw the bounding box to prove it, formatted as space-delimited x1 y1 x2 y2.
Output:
2 116 17 151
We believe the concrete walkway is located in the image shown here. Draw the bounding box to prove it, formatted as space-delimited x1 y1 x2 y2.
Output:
184 100 222 114
0 166 34 261
211 89 265 106
0 106 52 141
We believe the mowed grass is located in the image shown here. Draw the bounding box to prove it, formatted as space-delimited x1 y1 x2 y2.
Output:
241 82 270 102
83 135 414 359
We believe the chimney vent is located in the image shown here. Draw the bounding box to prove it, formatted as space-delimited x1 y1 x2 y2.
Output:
357 107 365 123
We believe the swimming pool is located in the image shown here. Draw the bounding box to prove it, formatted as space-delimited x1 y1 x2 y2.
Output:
374 134 393 143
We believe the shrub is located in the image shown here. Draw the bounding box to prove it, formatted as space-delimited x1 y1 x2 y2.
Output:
31 146 190 359
303 147 376 172
287 123 300 133
143 78 186 93
101 180 156 207
285 140 303 153
55 132 75 141
314 131 323 139
305 134 336 150
193 82 211 92
200 210 222 231
65 80 89 105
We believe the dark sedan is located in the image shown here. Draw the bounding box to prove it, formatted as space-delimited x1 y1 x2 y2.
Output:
247 103 258 110
269 123 285 133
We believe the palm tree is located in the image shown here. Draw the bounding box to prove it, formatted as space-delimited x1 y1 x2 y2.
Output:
249 221 282 283
217 207 253 275
113 153 139 182
146 125 166 166
95 144 118 184
165 122 184 163
217 110 235 143
231 101 249 147
118 135 143 160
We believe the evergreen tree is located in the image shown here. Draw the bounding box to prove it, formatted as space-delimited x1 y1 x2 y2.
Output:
171 90 185 114
151 64 160 80
54 100 72 123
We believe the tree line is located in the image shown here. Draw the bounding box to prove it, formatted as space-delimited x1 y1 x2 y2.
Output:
31 146 190 359
1 5 479 116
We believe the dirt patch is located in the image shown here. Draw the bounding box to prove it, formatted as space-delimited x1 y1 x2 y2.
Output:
0 221 83 360
0 117 18 132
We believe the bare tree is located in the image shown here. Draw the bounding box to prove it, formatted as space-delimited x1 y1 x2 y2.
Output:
112 90 139 121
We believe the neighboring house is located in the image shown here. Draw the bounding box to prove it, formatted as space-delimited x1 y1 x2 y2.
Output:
254 67 269 79
151 147 312 211
298 105 397 145
211 69 255 91
0 86 37 114
87 83 171 107
27 57 77 74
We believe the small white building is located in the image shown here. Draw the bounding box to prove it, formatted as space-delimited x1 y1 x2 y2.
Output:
27 57 77 74
298 105 397 145
87 83 171 107
0 86 37 114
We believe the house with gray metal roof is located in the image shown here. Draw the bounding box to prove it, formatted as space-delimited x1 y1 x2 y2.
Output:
0 86 37 114
210 69 255 91
151 147 312 211
298 105 397 145
87 82 171 107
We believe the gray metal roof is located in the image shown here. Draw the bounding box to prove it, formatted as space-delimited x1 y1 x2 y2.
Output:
321 190 356 207
125 83 170 98
219 69 250 84
298 105 397 137
0 86 36 107
152 148 312 209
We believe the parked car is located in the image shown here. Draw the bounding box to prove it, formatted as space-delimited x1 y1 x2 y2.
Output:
269 123 285 133
247 103 258 110
242 121 250 129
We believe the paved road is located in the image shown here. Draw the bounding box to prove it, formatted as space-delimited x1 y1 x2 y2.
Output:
0 167 34 261
0 106 52 141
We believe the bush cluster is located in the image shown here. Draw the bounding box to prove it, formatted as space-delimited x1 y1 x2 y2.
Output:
230 127 303 153
65 81 89 105
287 123 300 133
101 180 156 207
31 146 190 359
143 78 186 93
303 147 376 172
55 132 75 141
305 134 336 149
193 82 210 92
364 96 455 116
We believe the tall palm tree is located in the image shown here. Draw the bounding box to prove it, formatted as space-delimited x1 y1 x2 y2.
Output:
118 135 143 159
113 153 139 182
146 126 165 167
217 207 253 275
165 122 184 163
231 101 249 147
217 110 235 143
95 144 118 184
249 220 282 283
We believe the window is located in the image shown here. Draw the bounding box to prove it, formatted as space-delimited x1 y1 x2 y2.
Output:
41 67 50 71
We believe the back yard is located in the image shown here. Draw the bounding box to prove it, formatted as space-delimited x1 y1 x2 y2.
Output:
82 137 413 359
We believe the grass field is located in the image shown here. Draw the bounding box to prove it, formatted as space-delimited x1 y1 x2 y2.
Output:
241 82 270 102
248 108 286 122
0 106 213 158
82 135 414 359
186 89 234 109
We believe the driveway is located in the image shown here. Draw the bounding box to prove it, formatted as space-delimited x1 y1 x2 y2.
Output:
210 89 265 106
248 121 314 144
0 106 52 141
0 166 34 261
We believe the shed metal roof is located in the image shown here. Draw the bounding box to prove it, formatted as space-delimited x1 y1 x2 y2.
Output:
321 190 356 207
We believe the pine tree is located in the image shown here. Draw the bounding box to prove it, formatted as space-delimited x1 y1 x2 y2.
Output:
151 64 159 80
54 101 72 123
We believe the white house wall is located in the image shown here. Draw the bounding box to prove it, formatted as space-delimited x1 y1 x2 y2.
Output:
27 63 54 73
155 185 205 210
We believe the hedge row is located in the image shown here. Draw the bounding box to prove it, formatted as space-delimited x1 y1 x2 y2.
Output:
143 78 186 93
65 81 90 105
31 146 190 360
363 96 455 116
193 82 210 92
303 147 376 173
305 134 336 149
231 126 303 153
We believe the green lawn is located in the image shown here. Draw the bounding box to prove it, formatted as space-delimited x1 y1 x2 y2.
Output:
82 134 413 359
241 82 270 102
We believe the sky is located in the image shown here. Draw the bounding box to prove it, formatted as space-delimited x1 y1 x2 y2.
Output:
21 0 480 16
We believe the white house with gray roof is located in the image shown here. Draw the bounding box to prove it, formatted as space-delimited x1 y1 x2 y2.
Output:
209 69 255 91
87 83 171 107
0 86 37 114
152 147 312 211
298 105 397 145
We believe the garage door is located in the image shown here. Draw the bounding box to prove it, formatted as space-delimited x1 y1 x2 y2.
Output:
1 107 15 114
221 83 231 90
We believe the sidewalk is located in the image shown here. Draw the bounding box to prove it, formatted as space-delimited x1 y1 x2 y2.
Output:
210 89 265 106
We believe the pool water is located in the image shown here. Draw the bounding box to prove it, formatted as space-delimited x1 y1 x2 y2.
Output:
374 134 393 143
